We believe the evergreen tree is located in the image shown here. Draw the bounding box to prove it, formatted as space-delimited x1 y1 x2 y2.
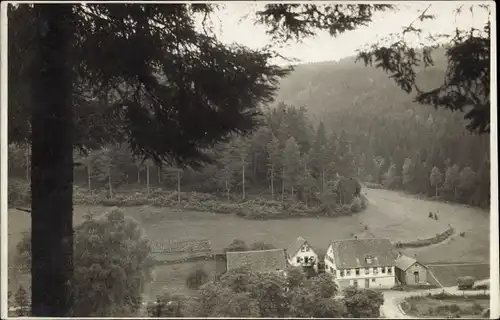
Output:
429 166 444 197
283 137 302 197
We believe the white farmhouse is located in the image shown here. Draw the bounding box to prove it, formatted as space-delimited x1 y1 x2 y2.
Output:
286 237 319 271
324 238 396 289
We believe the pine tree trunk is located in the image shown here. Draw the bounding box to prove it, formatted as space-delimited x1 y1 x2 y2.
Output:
177 170 181 204
108 169 113 199
321 168 325 191
146 165 151 195
291 185 294 197
226 179 230 200
242 161 246 200
435 185 438 198
137 169 140 184
25 149 30 181
158 167 162 184
30 6 74 315
281 168 285 202
270 165 275 199
87 162 91 194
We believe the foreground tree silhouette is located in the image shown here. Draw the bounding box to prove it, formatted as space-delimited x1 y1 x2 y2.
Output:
9 3 288 316
8 3 400 316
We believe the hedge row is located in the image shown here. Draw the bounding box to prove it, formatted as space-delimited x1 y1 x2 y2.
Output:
395 227 454 248
9 180 368 221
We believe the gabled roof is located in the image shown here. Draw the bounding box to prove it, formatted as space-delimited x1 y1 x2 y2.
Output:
329 238 396 269
226 248 287 273
395 255 426 271
287 237 312 257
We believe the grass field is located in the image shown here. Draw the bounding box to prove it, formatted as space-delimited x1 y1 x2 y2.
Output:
427 264 490 287
5 188 490 299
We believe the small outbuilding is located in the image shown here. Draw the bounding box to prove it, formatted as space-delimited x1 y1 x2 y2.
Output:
395 254 429 285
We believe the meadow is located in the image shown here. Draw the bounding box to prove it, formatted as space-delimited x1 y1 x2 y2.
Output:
6 187 491 299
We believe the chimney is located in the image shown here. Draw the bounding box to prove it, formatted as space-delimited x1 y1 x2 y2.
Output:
414 253 417 258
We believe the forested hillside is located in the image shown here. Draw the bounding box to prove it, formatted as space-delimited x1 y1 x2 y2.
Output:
273 48 490 207
8 49 489 208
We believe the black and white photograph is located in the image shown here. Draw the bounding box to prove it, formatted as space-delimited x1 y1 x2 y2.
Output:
0 1 498 318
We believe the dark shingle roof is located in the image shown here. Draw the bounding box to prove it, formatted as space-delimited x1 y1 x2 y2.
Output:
226 249 287 273
330 238 396 269
286 237 308 257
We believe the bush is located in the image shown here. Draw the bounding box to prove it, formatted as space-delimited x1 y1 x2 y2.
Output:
8 179 31 206
428 212 433 218
185 265 209 290
459 232 466 237
224 239 248 253
457 276 476 290
350 196 363 212
249 241 275 251
15 207 153 317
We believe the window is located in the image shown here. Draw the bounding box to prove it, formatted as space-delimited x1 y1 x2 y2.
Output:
373 267 378 275
365 268 370 275
372 278 376 282
296 257 301 263
340 270 344 277
346 269 351 276
355 268 360 276
388 267 392 274
365 255 373 264
381 267 386 274
301 246 306 252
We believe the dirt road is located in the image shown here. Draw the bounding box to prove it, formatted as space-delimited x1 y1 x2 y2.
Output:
361 188 490 264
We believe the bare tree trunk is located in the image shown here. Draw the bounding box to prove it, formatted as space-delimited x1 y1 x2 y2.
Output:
435 185 438 198
31 6 74 315
146 165 150 195
291 185 294 197
177 170 181 204
281 168 285 202
137 168 140 184
158 167 162 184
225 180 230 200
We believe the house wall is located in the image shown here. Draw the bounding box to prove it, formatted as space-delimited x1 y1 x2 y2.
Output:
289 244 318 267
333 266 396 289
404 263 428 285
324 245 337 274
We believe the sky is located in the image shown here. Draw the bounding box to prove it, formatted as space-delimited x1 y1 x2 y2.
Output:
201 1 492 65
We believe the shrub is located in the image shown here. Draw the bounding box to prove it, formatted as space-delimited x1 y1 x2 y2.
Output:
428 212 433 218
224 239 248 253
457 276 476 290
249 241 275 251
471 302 483 315
350 196 363 212
8 179 31 206
449 304 461 313
459 232 466 237
15 207 153 317
185 265 209 290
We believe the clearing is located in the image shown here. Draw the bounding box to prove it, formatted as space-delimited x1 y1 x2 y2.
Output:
5 187 490 298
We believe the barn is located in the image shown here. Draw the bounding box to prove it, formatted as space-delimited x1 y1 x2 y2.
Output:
395 254 429 285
